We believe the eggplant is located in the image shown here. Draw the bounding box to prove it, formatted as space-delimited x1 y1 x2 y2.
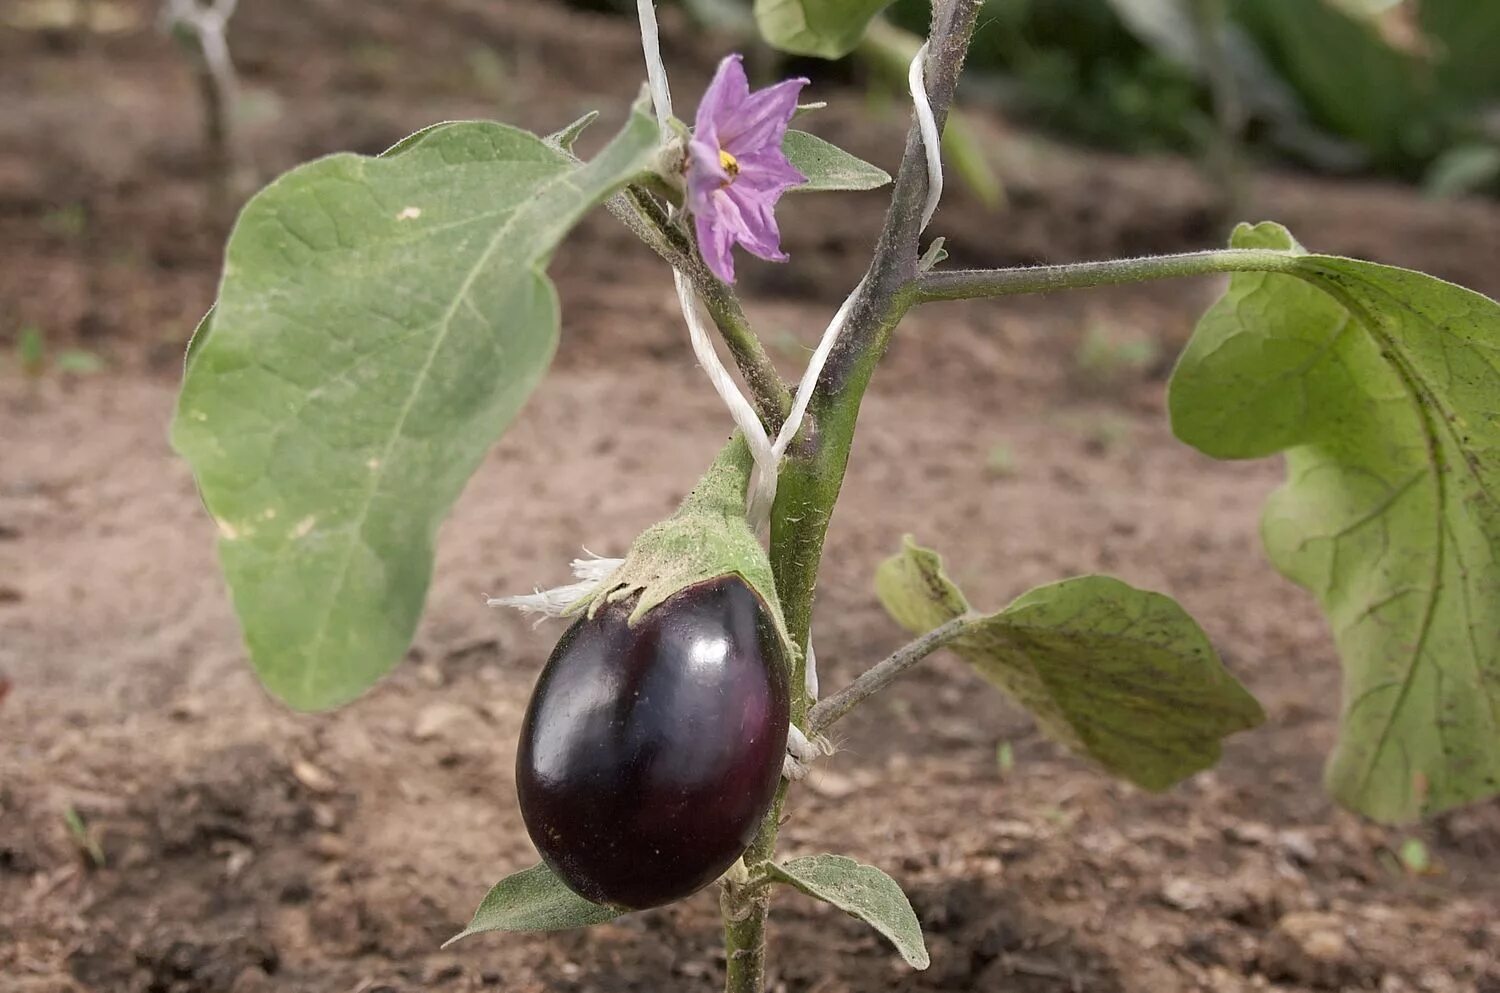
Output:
516 575 790 909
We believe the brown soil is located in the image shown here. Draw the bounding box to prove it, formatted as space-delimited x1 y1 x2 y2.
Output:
3 2 1499 992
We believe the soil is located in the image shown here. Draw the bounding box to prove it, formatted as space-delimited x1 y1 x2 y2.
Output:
3 1 1499 992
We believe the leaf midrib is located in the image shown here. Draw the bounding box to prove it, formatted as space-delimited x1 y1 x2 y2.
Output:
292 151 574 702
1298 268 1459 811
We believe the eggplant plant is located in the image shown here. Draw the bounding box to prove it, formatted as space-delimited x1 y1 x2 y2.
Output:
172 0 1500 989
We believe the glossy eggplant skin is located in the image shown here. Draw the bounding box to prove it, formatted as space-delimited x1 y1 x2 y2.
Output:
516 576 790 910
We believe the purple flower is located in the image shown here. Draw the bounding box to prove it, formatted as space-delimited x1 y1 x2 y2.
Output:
686 54 809 284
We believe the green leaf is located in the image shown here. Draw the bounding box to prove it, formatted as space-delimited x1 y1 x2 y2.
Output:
767 855 928 969
1169 221 1500 822
784 130 890 193
547 110 600 153
1423 144 1500 200
172 102 660 711
755 0 893 58
876 538 1264 791
1231 0 1430 170
445 863 621 945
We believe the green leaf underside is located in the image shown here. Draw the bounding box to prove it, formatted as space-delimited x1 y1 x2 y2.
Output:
783 130 890 193
172 102 659 711
876 538 1265 791
547 111 600 153
1169 222 1500 822
579 435 794 660
755 0 893 58
445 863 621 945
767 855 929 969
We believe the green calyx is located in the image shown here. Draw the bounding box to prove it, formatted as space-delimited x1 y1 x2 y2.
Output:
570 434 796 665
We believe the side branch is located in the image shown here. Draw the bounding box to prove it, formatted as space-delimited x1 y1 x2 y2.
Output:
607 187 792 428
915 249 1300 303
808 616 971 734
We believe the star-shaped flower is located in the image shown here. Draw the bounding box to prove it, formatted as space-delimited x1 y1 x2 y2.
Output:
686 54 809 284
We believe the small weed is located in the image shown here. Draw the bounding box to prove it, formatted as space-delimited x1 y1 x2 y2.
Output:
1058 411 1134 455
40 202 87 239
1398 837 1433 875
1074 324 1160 386
985 443 1017 479
17 327 46 378
63 806 105 867
996 741 1016 776
11 327 105 377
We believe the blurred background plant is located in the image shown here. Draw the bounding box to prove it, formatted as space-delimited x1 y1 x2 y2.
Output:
564 0 1500 200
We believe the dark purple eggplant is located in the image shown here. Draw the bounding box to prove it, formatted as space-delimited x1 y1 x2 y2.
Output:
516 576 790 909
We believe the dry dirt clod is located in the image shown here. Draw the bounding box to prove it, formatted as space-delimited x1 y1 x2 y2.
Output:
804 768 880 800
410 702 472 742
292 759 339 795
1277 829 1319 865
313 833 349 861
1161 876 1212 912
1225 821 1275 847
1261 911 1362 989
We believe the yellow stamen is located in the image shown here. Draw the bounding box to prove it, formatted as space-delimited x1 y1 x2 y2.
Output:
719 148 740 178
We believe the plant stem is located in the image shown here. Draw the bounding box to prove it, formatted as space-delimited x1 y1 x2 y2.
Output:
608 188 792 428
718 5 984 991
808 616 971 734
914 248 1299 303
167 0 241 223
1189 0 1249 222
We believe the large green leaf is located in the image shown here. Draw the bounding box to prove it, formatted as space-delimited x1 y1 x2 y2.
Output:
876 538 1264 790
1230 0 1432 170
1170 222 1500 823
1421 0 1500 102
767 854 928 969
784 130 891 193
173 103 660 710
445 863 621 945
756 0 894 58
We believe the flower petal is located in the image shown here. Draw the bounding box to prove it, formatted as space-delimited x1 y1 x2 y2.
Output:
731 147 806 195
720 77 809 158
695 193 739 283
694 54 750 136
725 185 788 263
686 127 730 216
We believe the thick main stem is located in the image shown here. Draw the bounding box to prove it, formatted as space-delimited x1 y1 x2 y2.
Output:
718 4 983 991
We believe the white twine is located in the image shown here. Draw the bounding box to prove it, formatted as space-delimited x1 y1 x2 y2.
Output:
636 0 674 132
674 269 780 526
162 0 240 108
742 42 944 531
909 41 943 231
